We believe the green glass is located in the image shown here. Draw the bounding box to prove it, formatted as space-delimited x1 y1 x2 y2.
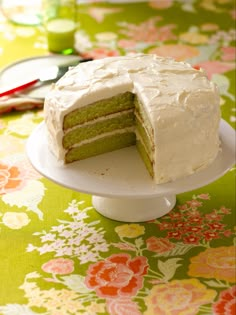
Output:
43 0 77 54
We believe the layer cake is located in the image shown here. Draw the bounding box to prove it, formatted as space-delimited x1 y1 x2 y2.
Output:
44 54 221 184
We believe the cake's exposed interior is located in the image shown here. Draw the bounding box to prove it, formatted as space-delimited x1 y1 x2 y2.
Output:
44 54 221 184
63 91 155 177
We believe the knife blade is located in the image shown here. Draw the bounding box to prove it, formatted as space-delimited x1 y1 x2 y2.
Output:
0 57 92 98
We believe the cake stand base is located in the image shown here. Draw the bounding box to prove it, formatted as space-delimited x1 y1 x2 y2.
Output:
26 120 235 223
92 195 176 222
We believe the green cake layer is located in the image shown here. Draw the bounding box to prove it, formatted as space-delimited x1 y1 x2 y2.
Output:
136 139 154 178
63 91 155 179
135 115 153 158
65 132 136 163
134 96 153 137
63 92 134 130
63 110 134 149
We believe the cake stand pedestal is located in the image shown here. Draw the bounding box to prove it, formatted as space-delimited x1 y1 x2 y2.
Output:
26 120 235 222
92 195 176 222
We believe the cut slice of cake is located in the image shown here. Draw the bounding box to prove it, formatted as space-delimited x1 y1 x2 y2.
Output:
44 53 221 184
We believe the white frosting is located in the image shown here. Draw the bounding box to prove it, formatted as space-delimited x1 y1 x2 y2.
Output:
44 53 221 184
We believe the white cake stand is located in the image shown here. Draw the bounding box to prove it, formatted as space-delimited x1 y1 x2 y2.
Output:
26 120 235 222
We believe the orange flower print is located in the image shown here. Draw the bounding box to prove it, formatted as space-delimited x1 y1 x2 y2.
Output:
146 237 175 253
42 258 74 275
213 286 236 315
144 279 216 315
85 253 148 298
0 162 25 194
188 246 236 283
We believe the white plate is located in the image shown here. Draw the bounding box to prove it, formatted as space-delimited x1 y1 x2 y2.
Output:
26 119 235 199
0 55 82 100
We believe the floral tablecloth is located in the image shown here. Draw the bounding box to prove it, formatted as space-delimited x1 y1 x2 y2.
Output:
0 1 235 315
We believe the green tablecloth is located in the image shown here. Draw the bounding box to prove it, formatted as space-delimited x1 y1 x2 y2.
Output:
0 1 235 314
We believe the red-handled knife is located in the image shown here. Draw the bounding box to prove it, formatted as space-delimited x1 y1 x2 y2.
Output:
0 58 92 98
0 79 39 97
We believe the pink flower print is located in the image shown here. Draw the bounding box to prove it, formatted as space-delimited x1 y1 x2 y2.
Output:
221 46 236 61
149 0 173 10
183 235 201 245
158 222 173 230
107 298 142 315
178 204 188 210
220 206 231 214
167 231 182 240
205 211 223 221
169 212 182 220
197 193 210 200
82 48 119 60
149 44 199 61
186 200 203 208
120 17 176 43
155 25 177 42
230 9 236 20
203 231 219 241
112 242 136 251
189 216 203 225
117 39 137 50
146 237 175 253
193 61 235 79
208 223 225 230
42 258 74 275
185 226 203 234
188 216 203 224
85 254 148 299
223 230 233 237
87 7 122 23
173 221 187 229
187 209 201 217
213 286 236 315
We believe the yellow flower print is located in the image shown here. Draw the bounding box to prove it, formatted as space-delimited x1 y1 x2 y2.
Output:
0 134 25 158
188 246 236 283
86 301 106 313
144 279 216 315
115 224 145 238
6 113 39 137
201 23 219 32
180 32 209 44
200 0 232 12
2 212 30 229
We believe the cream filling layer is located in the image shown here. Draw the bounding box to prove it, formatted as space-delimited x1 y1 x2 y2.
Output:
64 109 134 134
69 126 135 148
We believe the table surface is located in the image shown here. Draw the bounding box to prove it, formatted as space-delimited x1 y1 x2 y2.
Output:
0 1 235 315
